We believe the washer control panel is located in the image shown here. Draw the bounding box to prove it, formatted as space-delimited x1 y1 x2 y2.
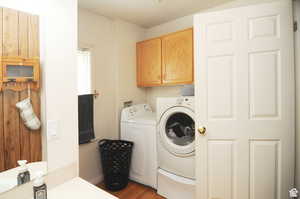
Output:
176 97 193 107
121 104 152 121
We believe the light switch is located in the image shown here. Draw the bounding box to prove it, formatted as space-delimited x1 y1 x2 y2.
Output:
47 120 60 141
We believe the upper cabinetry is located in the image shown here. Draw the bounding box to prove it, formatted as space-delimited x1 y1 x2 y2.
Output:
162 28 193 85
137 38 162 87
136 28 193 87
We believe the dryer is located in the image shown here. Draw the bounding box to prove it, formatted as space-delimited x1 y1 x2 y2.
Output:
120 104 157 189
157 97 196 199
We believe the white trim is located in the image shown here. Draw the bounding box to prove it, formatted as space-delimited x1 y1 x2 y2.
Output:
294 0 300 190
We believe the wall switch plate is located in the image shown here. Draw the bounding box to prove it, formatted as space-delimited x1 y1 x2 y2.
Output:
47 120 60 141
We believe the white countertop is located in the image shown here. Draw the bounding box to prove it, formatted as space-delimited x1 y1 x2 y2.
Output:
46 178 118 199
0 161 47 193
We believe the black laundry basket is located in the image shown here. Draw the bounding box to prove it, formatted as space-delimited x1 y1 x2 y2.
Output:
98 139 134 191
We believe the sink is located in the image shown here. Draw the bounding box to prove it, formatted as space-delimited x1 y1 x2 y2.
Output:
0 161 47 193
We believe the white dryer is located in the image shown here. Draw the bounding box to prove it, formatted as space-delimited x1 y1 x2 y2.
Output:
157 97 196 199
120 104 157 189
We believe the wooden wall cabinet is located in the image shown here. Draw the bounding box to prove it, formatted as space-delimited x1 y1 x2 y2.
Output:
1 57 40 91
136 28 193 87
137 38 162 87
162 28 193 85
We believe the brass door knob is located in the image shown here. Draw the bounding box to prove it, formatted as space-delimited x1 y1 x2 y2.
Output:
198 127 206 135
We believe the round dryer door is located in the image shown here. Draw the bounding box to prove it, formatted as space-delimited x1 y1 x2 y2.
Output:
159 107 195 157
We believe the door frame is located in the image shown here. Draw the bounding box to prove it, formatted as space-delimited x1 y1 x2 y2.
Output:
294 0 300 191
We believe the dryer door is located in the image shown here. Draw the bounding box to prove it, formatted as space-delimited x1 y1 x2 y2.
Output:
159 107 195 157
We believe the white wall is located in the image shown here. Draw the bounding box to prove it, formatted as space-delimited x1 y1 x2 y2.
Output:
114 19 147 129
78 8 117 184
78 9 117 141
0 0 78 198
43 0 78 173
78 9 146 184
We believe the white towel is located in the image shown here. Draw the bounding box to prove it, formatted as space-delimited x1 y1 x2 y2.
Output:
16 98 41 130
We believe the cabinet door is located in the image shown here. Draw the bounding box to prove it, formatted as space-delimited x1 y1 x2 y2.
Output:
162 28 193 85
137 38 162 87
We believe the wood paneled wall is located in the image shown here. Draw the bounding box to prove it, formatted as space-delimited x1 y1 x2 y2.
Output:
0 7 41 172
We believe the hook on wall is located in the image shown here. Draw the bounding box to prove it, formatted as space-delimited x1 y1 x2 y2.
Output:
93 90 100 99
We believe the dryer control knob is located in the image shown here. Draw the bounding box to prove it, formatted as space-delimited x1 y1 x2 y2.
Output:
176 98 184 105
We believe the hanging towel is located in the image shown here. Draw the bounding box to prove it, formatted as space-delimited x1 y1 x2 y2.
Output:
16 98 41 130
78 94 95 144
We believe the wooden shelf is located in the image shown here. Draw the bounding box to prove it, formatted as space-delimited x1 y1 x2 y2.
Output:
0 56 40 91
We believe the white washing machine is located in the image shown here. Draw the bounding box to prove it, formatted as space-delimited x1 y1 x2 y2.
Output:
120 104 157 189
157 97 196 199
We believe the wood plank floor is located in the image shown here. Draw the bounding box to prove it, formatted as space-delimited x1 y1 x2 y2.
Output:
98 181 166 199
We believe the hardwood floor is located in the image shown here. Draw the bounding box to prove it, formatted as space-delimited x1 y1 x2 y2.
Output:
98 181 165 199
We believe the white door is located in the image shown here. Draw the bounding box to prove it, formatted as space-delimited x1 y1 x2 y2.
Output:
194 1 294 199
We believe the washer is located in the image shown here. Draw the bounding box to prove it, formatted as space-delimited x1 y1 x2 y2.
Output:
120 104 157 189
157 97 196 199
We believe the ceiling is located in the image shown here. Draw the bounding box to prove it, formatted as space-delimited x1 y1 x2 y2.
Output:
78 0 235 28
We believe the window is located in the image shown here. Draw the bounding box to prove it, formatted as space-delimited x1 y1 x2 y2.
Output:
77 49 92 95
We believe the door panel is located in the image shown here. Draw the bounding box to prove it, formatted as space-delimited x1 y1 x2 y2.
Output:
208 140 235 199
194 1 294 199
249 50 280 119
207 22 233 43
207 55 235 120
136 38 162 87
162 28 193 85
249 15 279 40
250 140 280 199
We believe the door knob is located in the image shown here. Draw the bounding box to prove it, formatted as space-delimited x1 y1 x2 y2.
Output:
198 127 206 135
